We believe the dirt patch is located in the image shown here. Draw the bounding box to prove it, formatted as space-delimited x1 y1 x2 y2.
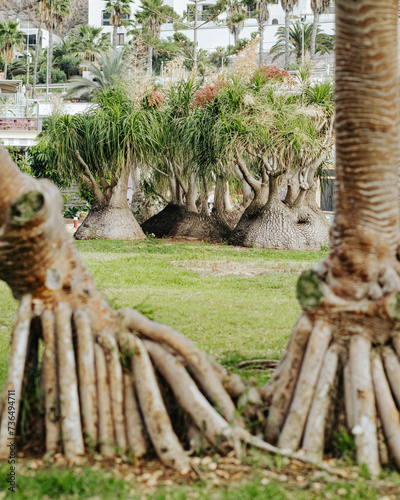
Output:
171 260 312 277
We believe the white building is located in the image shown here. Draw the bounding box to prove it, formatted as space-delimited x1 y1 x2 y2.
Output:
88 0 335 58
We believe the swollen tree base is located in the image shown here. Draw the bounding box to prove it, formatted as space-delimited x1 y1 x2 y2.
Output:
230 200 330 250
75 205 145 240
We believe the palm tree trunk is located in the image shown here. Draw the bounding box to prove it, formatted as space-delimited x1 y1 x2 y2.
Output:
113 25 118 50
265 0 400 475
46 29 53 88
333 0 399 281
32 20 43 98
310 11 319 59
3 61 7 80
147 45 153 76
284 6 290 68
259 22 264 66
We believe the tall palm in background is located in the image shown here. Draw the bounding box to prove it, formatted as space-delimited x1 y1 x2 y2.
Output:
44 0 71 88
52 39 80 78
270 21 333 63
134 0 176 76
310 0 331 59
33 0 47 97
280 0 299 68
0 20 25 80
251 0 277 66
226 0 247 45
69 26 111 65
105 0 131 50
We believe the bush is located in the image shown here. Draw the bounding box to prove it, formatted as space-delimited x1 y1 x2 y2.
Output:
37 68 67 84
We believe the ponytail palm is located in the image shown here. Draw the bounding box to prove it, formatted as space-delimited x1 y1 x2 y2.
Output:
36 85 149 239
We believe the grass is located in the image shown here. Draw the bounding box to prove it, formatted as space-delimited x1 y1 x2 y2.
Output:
1 239 399 498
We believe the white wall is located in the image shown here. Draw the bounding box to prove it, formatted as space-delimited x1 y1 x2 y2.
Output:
87 0 335 54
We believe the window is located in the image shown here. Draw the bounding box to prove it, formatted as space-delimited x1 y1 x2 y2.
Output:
271 18 279 25
23 34 37 49
117 33 125 45
102 11 111 26
187 5 212 22
199 5 212 21
102 10 130 25
246 2 256 18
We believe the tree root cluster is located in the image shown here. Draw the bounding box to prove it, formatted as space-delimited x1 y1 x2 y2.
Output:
264 267 400 476
0 297 263 472
0 294 353 478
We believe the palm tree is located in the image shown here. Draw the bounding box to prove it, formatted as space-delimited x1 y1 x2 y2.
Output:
310 0 331 59
270 21 333 63
134 0 176 76
280 0 299 68
37 85 148 240
104 0 131 50
66 49 125 101
43 0 71 89
0 20 25 79
226 0 247 45
251 0 277 66
52 40 81 78
69 25 111 66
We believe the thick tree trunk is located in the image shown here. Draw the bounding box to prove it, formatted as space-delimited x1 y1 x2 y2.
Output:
230 164 329 250
75 167 145 241
264 0 400 475
185 174 198 213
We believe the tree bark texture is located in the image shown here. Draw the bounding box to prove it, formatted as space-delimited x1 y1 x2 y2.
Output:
230 155 330 250
263 0 400 475
75 165 145 241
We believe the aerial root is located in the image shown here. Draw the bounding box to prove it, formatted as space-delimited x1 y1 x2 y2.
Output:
122 333 191 474
349 334 380 476
74 310 97 443
0 295 32 459
94 343 114 457
278 321 332 450
42 309 60 454
264 314 313 443
99 333 127 453
143 340 233 453
371 351 400 470
264 309 400 474
302 343 340 460
6 301 400 477
54 304 85 462
122 372 147 459
119 307 237 422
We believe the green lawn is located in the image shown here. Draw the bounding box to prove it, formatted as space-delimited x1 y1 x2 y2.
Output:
0 239 399 498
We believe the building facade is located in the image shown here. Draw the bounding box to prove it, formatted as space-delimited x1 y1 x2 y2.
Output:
88 0 335 57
